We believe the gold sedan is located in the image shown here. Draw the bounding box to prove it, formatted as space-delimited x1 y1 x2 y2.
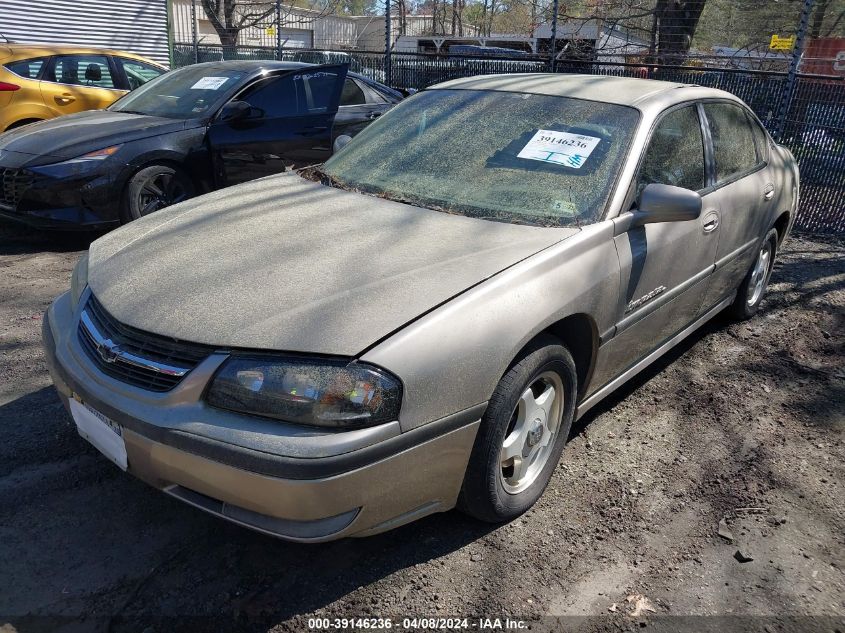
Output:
0 44 167 131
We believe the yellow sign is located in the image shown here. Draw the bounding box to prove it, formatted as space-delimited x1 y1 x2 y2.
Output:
265 26 276 37
770 34 796 51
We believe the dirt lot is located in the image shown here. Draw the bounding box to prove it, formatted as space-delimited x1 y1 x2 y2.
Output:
0 220 842 633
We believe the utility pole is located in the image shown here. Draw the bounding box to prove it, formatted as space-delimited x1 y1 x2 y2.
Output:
549 0 559 72
275 0 282 59
385 0 392 87
775 0 816 141
191 0 198 63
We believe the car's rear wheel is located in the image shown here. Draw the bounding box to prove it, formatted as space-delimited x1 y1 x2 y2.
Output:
728 228 778 320
458 336 577 523
122 164 194 223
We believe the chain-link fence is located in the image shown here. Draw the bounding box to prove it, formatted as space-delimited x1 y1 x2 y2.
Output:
173 0 845 233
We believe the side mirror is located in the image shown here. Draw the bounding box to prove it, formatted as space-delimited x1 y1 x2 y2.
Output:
333 134 353 153
218 100 251 123
633 183 702 227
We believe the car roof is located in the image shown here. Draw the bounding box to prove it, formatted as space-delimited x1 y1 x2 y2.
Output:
0 43 165 67
183 60 312 73
430 73 715 107
177 60 393 90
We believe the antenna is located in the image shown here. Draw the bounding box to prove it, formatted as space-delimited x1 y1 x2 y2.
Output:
0 32 12 43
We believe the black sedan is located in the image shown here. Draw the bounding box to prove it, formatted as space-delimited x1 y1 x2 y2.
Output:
0 61 402 229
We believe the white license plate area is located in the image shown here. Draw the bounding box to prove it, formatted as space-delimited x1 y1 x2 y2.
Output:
69 397 128 470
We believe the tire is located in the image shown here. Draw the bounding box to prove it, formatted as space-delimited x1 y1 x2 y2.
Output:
458 335 577 523
727 228 778 321
121 164 194 223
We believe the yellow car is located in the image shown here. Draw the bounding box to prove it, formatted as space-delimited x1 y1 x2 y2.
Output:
0 44 168 131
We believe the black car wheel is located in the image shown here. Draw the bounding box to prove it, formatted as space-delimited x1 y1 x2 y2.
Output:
122 165 194 223
458 335 577 523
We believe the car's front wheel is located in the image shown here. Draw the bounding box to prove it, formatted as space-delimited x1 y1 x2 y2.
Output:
122 164 194 223
458 336 577 523
728 228 779 320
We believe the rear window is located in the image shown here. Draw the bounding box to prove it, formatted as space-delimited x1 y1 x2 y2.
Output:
4 57 46 79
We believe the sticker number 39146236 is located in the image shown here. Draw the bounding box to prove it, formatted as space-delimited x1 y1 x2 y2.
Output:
517 129 601 169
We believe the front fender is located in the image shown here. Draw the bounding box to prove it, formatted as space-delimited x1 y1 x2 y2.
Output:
361 221 620 431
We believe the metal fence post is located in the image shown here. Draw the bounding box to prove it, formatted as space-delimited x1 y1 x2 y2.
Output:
385 0 392 87
275 0 282 60
191 0 198 64
775 0 815 142
549 0 559 72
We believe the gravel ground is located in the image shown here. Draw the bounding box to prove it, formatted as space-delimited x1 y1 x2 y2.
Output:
0 221 842 633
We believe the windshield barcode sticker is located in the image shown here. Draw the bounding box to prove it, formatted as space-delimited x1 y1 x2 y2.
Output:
517 130 601 168
190 76 230 90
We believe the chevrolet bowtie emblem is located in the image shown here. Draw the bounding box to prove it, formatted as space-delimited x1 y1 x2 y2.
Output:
96 340 122 364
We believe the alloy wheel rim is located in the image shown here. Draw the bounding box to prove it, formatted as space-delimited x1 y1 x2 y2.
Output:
747 241 772 306
137 173 188 217
499 370 564 495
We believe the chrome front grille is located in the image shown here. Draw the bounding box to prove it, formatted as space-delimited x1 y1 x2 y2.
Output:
0 168 33 209
77 294 212 392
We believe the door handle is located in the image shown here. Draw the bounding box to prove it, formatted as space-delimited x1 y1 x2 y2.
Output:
702 210 720 234
367 112 382 120
764 184 775 200
55 94 75 104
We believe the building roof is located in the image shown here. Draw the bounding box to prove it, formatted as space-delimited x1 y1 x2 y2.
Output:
430 73 694 106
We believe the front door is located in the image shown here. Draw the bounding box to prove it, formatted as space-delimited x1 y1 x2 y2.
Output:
39 54 124 116
207 65 347 187
591 103 721 391
699 102 776 307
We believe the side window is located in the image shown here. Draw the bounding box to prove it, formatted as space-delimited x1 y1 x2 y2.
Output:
637 105 705 194
703 103 759 183
119 58 165 90
298 69 342 113
237 75 302 119
49 55 115 89
340 78 366 106
235 69 342 120
745 111 770 164
4 57 46 79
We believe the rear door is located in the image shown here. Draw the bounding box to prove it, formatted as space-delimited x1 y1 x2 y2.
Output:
39 54 124 115
207 64 347 187
332 77 393 141
698 101 775 308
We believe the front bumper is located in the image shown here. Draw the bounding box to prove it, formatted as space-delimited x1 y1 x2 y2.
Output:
0 164 121 230
42 292 482 542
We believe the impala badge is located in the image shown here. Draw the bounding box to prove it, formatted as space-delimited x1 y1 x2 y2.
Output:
626 286 666 313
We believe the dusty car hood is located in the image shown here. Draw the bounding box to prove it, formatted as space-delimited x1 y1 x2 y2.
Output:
87 173 578 356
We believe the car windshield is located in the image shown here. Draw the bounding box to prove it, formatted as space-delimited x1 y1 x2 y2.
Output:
109 66 244 119
320 89 640 226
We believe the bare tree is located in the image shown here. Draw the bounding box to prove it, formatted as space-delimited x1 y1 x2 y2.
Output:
199 0 342 48
199 0 276 47
653 0 707 64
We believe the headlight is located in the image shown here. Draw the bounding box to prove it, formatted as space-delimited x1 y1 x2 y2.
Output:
70 253 89 307
32 145 122 178
206 356 402 429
